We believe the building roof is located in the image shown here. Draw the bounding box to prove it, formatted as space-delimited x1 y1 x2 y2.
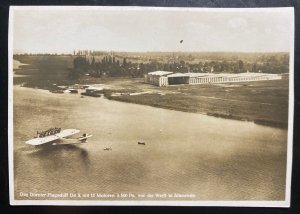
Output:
167 73 190 78
148 71 280 78
148 71 173 76
185 72 214 77
186 72 281 78
232 72 279 77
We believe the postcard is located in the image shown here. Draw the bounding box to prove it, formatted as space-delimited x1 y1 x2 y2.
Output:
9 6 294 206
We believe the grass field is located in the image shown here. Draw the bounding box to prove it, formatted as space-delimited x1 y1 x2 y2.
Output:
102 78 289 128
14 55 289 128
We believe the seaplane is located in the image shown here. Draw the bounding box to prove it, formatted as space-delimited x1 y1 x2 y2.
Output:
25 128 92 146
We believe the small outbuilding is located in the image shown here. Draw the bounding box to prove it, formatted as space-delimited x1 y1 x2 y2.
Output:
144 71 172 86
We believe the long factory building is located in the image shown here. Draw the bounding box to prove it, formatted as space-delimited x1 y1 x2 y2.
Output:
144 71 282 87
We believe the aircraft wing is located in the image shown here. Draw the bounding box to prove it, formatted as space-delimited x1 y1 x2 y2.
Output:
25 135 60 146
25 129 80 146
55 129 80 138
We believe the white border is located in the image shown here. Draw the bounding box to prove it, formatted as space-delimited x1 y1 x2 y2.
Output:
285 5 295 207
8 6 295 207
8 5 15 207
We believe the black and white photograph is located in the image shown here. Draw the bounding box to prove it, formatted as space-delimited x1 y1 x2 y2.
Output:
8 6 294 206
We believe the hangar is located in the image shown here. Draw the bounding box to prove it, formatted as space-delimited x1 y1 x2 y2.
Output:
144 71 282 87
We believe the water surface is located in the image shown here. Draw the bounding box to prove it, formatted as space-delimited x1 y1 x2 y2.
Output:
13 86 287 201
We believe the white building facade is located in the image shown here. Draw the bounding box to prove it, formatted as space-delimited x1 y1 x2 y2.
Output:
144 71 282 87
144 71 172 86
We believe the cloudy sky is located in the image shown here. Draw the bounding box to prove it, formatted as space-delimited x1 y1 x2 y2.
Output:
11 7 294 54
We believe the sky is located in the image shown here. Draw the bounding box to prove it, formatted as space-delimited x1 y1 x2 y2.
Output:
11 7 294 54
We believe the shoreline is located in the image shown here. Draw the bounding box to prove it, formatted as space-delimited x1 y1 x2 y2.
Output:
14 84 288 129
12 55 288 130
103 90 288 129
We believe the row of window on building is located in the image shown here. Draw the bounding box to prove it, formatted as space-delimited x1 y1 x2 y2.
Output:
188 75 281 85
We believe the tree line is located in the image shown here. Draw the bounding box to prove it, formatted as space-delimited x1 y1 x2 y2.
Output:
70 54 289 79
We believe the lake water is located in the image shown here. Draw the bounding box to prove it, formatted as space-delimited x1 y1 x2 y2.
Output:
13 86 287 201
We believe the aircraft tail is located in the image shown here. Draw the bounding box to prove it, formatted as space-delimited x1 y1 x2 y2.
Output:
78 133 92 143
